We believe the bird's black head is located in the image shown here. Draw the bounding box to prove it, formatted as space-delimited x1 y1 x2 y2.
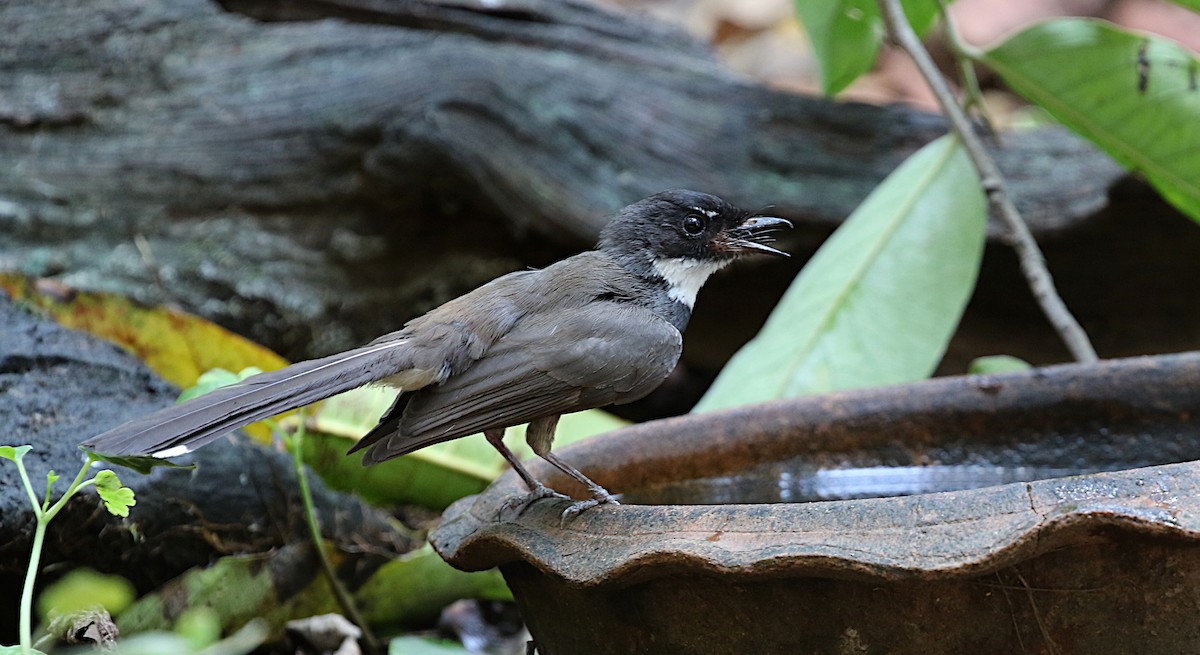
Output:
598 190 791 310
598 189 790 265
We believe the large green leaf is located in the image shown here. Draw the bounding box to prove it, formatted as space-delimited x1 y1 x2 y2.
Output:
118 543 507 638
357 544 510 633
1165 0 1200 12
794 0 942 95
388 637 472 654
98 620 266 655
37 568 135 620
696 135 985 411
982 18 1200 222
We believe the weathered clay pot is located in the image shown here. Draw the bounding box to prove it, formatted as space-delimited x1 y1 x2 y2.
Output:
432 354 1200 654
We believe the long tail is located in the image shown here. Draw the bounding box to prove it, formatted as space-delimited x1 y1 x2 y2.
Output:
83 340 413 457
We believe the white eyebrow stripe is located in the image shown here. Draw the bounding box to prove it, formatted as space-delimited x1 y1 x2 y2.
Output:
690 206 718 218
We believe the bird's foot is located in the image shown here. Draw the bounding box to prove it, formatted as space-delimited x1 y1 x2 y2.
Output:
498 483 573 519
559 487 621 525
526 481 573 503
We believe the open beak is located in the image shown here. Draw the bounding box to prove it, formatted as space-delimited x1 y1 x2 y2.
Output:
717 216 792 257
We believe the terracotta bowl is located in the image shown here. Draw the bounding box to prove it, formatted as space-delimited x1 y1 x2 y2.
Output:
433 353 1200 654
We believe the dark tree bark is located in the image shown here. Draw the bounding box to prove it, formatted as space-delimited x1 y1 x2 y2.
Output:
1 0 1197 409
0 297 412 600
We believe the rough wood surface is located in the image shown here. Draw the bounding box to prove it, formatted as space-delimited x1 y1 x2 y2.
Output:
0 0 1135 365
0 298 412 598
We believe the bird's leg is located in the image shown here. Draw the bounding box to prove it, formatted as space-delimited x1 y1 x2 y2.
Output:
526 415 620 522
541 451 621 521
484 428 569 505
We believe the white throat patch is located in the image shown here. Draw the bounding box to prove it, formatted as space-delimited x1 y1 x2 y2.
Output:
652 257 730 308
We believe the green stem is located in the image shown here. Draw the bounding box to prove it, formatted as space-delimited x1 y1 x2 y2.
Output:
15 454 97 654
286 420 381 653
14 458 43 520
20 518 47 655
934 0 983 60
935 0 995 132
45 456 95 521
13 456 42 655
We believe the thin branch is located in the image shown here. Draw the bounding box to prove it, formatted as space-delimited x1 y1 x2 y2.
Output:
877 0 1098 363
935 0 996 134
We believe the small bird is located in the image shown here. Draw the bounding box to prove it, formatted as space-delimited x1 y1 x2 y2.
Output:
84 190 789 518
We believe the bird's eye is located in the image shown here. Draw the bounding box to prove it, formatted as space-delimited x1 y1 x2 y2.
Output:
682 215 705 236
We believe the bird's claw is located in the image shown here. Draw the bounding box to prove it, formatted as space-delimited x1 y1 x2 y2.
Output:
559 489 620 525
498 483 573 519
497 484 619 524
527 482 574 503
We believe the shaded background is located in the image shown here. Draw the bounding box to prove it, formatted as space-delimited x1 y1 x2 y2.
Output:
2 0 1198 418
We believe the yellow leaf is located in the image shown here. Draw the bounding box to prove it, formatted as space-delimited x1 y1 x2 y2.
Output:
0 273 290 441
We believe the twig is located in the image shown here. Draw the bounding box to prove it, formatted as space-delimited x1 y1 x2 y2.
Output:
935 0 996 134
877 0 1098 363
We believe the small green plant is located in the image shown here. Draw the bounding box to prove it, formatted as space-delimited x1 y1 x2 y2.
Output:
180 367 380 651
0 446 136 655
281 416 380 651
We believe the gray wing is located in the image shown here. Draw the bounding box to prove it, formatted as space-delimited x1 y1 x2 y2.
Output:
361 302 682 462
